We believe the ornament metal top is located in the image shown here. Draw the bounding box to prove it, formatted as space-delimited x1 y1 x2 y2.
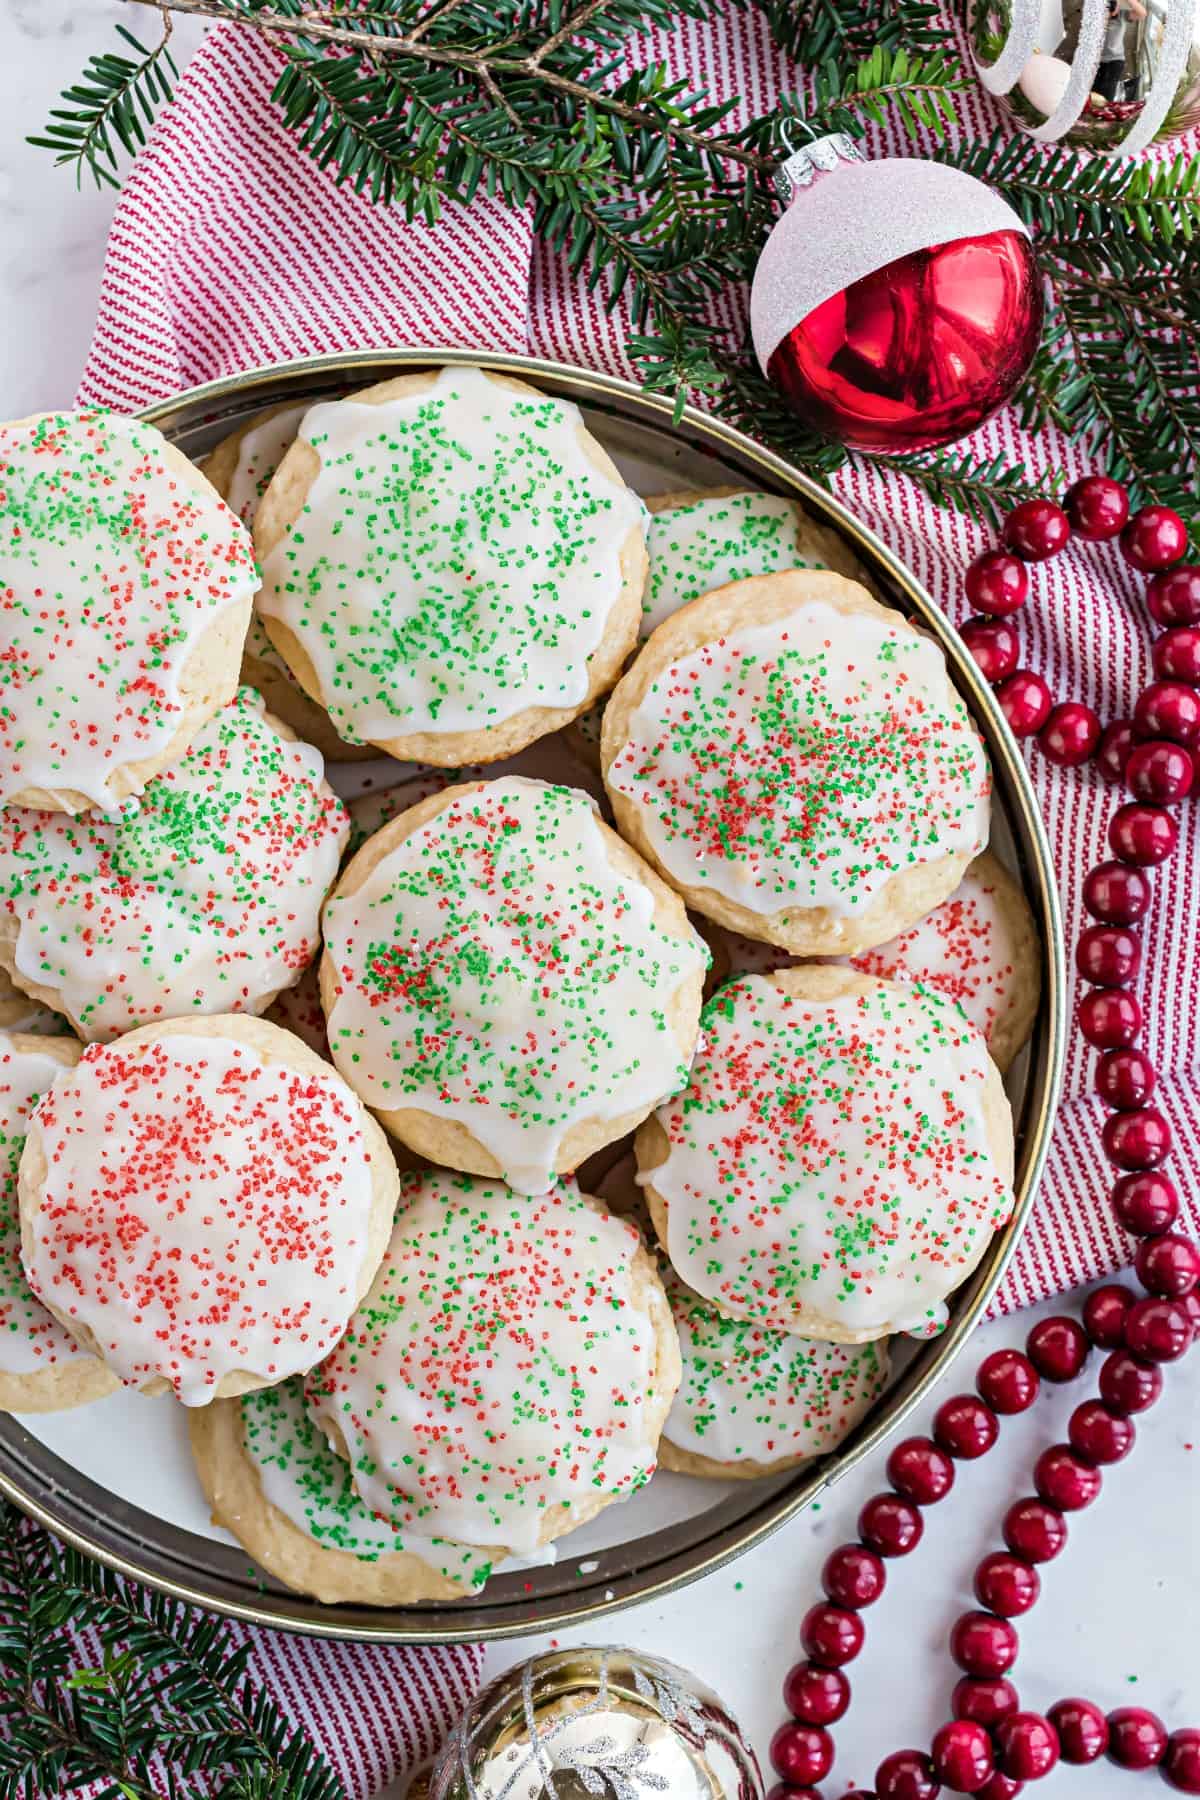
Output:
965 0 1200 154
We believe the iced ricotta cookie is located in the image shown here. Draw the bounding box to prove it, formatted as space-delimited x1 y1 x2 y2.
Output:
603 571 991 954
253 365 646 764
0 409 256 813
0 689 349 1042
18 1015 398 1404
661 1274 890 1479
189 1376 492 1603
206 403 374 763
321 775 707 1194
305 1171 680 1554
0 968 70 1038
637 966 1014 1343
0 1032 118 1413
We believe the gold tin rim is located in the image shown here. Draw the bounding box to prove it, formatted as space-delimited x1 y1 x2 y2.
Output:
0 348 1066 1643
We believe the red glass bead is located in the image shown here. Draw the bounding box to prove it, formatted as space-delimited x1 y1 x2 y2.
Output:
875 1749 940 1800
1003 1498 1068 1562
960 616 1020 683
995 1714 1059 1783
1075 924 1140 986
1109 802 1179 866
1099 1348 1163 1414
950 1612 1019 1677
976 1778 1023 1800
1135 679 1200 746
770 1722 835 1785
1164 1729 1200 1793
933 1395 999 1460
1038 701 1101 767
1082 1282 1136 1348
800 1602 864 1666
1107 1706 1168 1769
974 1552 1040 1617
1078 988 1142 1049
1096 719 1137 783
1004 500 1070 561
997 670 1052 737
1033 1444 1101 1510
1048 1698 1109 1764
1067 1399 1135 1464
1153 626 1200 684
859 1493 924 1557
931 1720 993 1792
1123 1296 1194 1363
1126 740 1195 805
1103 1106 1172 1170
1094 1049 1156 1110
783 1660 850 1726
1082 860 1151 924
1148 565 1200 627
886 1437 955 1504
953 1677 1020 1727
1136 1233 1200 1298
1111 1170 1179 1235
1026 1315 1089 1382
1063 474 1129 540
1121 505 1188 573
822 1544 886 1609
977 1349 1040 1414
766 1785 823 1800
965 551 1029 617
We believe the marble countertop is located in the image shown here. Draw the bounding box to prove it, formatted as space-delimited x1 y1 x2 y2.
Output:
4 7 1199 1795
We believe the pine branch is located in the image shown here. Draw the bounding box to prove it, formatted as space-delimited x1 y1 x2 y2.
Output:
26 20 177 189
752 0 947 65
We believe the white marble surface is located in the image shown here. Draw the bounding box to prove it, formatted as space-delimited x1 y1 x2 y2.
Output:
4 7 1200 1796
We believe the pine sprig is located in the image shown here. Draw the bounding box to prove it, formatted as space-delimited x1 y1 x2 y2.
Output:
27 21 177 189
0 1503 344 1800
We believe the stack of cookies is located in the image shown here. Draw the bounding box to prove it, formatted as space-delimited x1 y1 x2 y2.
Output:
0 367 1036 1604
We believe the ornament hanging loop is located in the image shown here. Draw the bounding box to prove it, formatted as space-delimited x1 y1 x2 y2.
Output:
772 131 863 206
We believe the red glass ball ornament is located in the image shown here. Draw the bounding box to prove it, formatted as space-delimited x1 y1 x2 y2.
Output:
1082 860 1151 924
1125 740 1195 805
1103 1106 1172 1170
800 1602 864 1666
932 1720 994 1792
994 1714 1060 1783
886 1437 955 1504
859 1493 924 1557
977 1349 1040 1414
1003 1498 1068 1563
1048 1698 1109 1764
1063 474 1129 540
960 616 1020 683
974 1552 1040 1617
1134 681 1200 746
874 1748 941 1800
1078 988 1142 1049
1120 505 1188 573
1123 1296 1194 1363
783 1660 851 1726
1094 1049 1156 1110
1096 720 1137 783
1109 802 1179 866
1026 1316 1089 1382
1068 1399 1135 1464
996 670 1052 737
1074 924 1140 987
1107 1707 1168 1769
1147 565 1200 627
1111 1170 1179 1235
1033 1444 1101 1510
1164 1729 1200 1793
1004 499 1070 562
1098 1348 1163 1414
1153 627 1200 684
950 1612 1019 1677
1082 1282 1136 1348
953 1677 1020 1727
1038 701 1101 767
933 1394 999 1460
965 551 1029 616
1135 1232 1200 1298
770 1721 835 1785
822 1544 886 1608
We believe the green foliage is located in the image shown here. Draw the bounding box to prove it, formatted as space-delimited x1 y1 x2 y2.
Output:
27 23 177 189
0 1502 344 1800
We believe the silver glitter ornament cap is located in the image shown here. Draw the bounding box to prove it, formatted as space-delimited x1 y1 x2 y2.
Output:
773 132 863 204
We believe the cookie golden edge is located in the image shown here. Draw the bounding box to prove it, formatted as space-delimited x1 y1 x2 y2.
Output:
16 1013 400 1400
601 569 990 956
635 964 1015 1345
966 848 1042 1075
253 368 646 767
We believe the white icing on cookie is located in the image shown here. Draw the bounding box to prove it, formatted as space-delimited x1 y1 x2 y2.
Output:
647 976 1012 1337
324 776 706 1194
305 1172 670 1552
256 366 644 743
642 494 825 636
607 601 990 921
22 1031 380 1404
224 404 308 528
